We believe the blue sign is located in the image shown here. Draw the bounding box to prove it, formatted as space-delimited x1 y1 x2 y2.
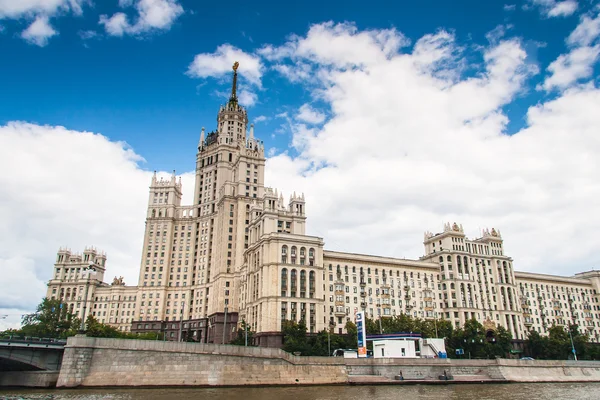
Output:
356 311 367 357
357 312 364 347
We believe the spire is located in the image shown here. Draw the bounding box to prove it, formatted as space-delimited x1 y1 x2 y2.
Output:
249 123 254 140
199 127 205 149
229 61 239 104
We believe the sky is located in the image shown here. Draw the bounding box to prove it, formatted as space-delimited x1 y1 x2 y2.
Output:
1 0 599 330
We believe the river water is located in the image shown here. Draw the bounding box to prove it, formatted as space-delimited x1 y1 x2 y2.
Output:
2 383 600 400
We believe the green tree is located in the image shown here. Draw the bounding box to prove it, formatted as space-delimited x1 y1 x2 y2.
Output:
20 298 80 338
230 320 255 346
84 315 123 338
344 321 358 348
281 320 309 355
547 325 571 359
526 329 549 359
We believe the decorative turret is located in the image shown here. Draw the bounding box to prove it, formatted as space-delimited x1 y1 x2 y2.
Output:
147 170 183 219
198 127 205 151
289 192 306 216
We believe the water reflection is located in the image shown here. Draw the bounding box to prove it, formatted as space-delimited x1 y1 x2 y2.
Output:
2 383 600 400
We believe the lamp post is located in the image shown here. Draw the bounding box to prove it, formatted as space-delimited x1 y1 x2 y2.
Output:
178 302 185 342
244 320 248 347
79 263 97 333
434 312 438 338
568 323 578 361
222 306 228 344
327 320 335 356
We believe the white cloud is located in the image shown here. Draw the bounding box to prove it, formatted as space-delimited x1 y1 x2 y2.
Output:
262 23 599 278
78 29 98 40
542 9 600 92
21 15 57 46
295 22 410 68
486 24 513 44
0 122 194 325
273 62 313 83
527 0 578 18
568 10 600 47
254 115 268 123
504 4 516 11
0 0 85 19
99 0 184 37
238 88 258 107
187 44 263 87
541 45 600 91
0 0 87 45
296 103 326 124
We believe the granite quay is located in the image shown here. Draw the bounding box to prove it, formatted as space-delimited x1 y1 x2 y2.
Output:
46 337 600 387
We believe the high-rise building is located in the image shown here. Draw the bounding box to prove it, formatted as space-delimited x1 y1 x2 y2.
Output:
46 64 600 346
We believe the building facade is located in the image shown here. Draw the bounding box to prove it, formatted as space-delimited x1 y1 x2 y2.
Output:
46 64 600 346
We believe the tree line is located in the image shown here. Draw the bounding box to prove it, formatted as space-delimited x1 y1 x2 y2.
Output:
4 298 600 360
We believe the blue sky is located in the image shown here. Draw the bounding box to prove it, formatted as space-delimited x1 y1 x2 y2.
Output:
1 0 596 172
1 0 600 328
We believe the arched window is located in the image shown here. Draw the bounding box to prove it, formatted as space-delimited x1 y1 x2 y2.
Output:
151 209 156 218
300 247 306 265
447 255 451 262
309 271 315 298
281 268 288 297
439 256 443 263
281 245 288 264
290 269 297 297
309 248 315 266
300 270 306 297
291 246 297 264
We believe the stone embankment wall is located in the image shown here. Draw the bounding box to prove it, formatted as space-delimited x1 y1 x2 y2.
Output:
57 337 600 387
0 371 59 387
345 357 600 382
57 336 347 387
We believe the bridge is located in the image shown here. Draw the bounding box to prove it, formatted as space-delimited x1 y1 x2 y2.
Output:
0 337 65 371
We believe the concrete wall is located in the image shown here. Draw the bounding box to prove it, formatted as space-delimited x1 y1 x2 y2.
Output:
0 371 59 387
345 357 498 380
497 359 600 382
56 336 600 388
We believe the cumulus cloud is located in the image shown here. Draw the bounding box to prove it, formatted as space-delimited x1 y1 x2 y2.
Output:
542 9 600 91
527 0 578 18
262 22 599 279
187 44 263 86
20 15 57 46
238 88 258 107
0 0 85 19
0 0 87 45
296 103 326 124
568 10 600 47
99 0 184 37
541 45 600 91
0 122 194 329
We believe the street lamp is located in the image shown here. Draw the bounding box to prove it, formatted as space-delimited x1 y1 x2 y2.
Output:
178 302 185 342
327 320 335 356
222 306 228 344
79 263 97 333
568 323 578 361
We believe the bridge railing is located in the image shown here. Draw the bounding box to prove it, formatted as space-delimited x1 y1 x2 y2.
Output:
0 335 67 346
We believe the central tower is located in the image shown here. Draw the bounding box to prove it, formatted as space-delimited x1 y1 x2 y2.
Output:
192 62 265 341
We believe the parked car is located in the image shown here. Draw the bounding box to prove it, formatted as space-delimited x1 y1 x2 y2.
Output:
520 357 535 360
